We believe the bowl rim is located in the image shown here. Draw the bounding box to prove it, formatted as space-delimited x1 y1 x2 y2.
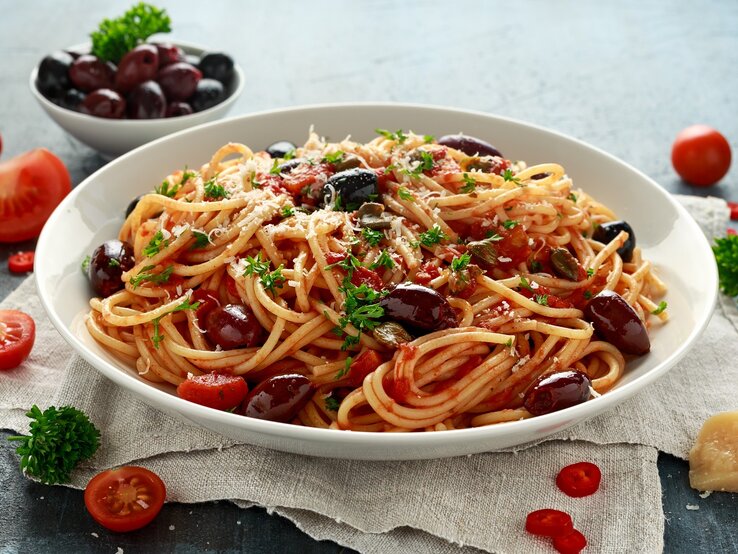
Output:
35 102 718 449
29 39 245 125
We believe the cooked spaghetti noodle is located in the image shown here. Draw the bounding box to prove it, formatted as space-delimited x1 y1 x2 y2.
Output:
86 130 668 431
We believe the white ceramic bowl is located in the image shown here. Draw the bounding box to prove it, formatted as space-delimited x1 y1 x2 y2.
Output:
34 103 717 460
29 41 244 158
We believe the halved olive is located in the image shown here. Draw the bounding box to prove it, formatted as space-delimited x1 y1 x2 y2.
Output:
321 168 378 211
550 248 580 281
592 220 636 263
583 290 650 355
437 134 502 158
266 140 296 159
523 370 592 415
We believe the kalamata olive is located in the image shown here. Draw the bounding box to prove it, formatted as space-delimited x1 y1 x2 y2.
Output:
379 283 457 334
204 304 263 350
125 195 142 217
592 220 636 263
523 370 592 416
583 290 650 355
165 102 194 117
37 51 74 98
321 168 378 211
550 248 580 281
190 78 225 111
127 80 166 119
115 44 159 93
265 140 297 158
241 374 312 423
437 134 503 158
69 54 116 92
276 158 305 174
80 89 126 119
58 88 86 111
198 52 234 84
154 42 185 67
156 62 202 101
191 288 221 320
88 240 135 297
373 322 413 349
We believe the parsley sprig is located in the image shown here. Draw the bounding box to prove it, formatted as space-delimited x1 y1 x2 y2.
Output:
90 2 171 63
398 187 415 202
450 253 471 272
370 250 395 270
418 224 448 247
460 173 476 194
376 128 407 144
713 234 738 296
7 405 100 484
203 178 228 200
130 265 174 288
150 297 200 349
502 168 524 186
361 227 383 247
337 282 384 350
143 230 169 257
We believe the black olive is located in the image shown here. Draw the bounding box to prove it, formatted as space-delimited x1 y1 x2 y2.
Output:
437 134 502 158
583 290 650 355
198 52 235 85
266 140 297 158
37 51 74 98
190 78 225 112
524 370 592 415
88 240 135 298
125 196 143 218
379 283 457 335
277 158 305 174
321 168 378 211
58 88 86 111
592 221 636 263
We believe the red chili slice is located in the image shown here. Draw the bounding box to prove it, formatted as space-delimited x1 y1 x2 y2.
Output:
525 509 574 537
553 529 588 554
8 251 35 273
729 201 738 221
556 462 602 497
728 228 737 236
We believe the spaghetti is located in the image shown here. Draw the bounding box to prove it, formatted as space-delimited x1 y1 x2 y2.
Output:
86 130 668 431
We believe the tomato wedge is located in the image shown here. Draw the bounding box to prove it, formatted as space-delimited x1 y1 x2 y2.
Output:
84 466 166 532
525 509 574 537
177 373 248 411
346 349 384 386
0 310 35 370
8 251 35 273
0 149 71 243
553 529 588 554
556 462 602 497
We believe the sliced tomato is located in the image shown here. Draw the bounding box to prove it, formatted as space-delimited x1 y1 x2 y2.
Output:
0 149 71 243
84 466 166 532
8 251 35 273
177 373 248 411
346 349 384 386
281 162 332 196
525 509 574 537
0 310 35 370
556 462 602 497
553 529 588 554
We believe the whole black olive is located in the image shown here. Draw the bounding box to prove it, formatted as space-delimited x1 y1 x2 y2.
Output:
592 220 636 263
127 80 166 119
198 52 235 84
379 283 457 334
266 140 297 159
190 78 225 112
437 134 502 158
583 290 650 355
37 51 74 98
321 168 378 211
523 370 592 415
58 88 86 111
88 240 135 298
277 158 305 174
204 304 263 350
125 195 143 217
241 374 312 423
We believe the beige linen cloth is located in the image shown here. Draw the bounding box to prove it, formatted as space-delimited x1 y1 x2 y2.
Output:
1 195 735 553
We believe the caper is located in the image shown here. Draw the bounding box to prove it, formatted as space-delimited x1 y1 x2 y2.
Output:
550 248 580 281
357 202 393 229
373 322 413 349
467 237 501 264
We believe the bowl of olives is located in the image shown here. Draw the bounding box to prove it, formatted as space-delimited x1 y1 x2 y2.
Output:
30 40 244 158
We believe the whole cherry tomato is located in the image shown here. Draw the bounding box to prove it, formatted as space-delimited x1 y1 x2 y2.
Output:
671 125 731 186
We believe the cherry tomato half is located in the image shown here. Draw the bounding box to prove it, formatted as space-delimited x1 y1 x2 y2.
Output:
556 462 602 497
0 310 35 370
8 251 35 273
671 125 731 187
553 529 588 554
0 149 71 242
525 509 574 537
84 466 166 532
177 372 248 411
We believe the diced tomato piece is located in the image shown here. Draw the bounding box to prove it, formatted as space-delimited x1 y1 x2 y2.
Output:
256 174 288 195
347 349 384 386
281 163 333 196
8 251 35 273
496 224 532 268
553 529 588 554
556 462 602 497
225 275 239 298
413 260 441 285
325 251 347 265
177 373 249 411
525 509 574 537
350 266 384 291
376 167 392 192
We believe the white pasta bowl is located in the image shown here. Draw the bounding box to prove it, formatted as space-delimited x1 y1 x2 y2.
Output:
34 103 717 460
29 41 245 158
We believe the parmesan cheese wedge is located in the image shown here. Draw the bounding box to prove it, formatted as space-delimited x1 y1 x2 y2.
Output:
688 410 738 492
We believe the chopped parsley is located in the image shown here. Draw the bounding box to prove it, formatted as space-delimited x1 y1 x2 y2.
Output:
335 356 353 380
322 151 345 164
375 128 407 144
260 265 286 296
142 230 169 257
181 168 196 184
502 220 519 230
460 173 476 194
450 253 472 272
243 253 271 277
129 265 174 288
281 205 295 217
518 276 534 292
325 395 341 411
583 290 593 300
423 134 435 144
502 168 523 186
534 294 549 306
485 232 504 241
361 227 384 247
406 150 434 176
250 172 262 189
326 253 362 277
370 250 395 270
151 297 201 349
203 178 228 200
586 267 595 277
418 224 448 247
155 180 179 198
529 260 542 273
269 159 281 175
567 192 578 202
108 258 120 268
81 255 91 272
192 230 210 248
398 187 415 202
337 282 385 351
651 301 668 315
283 149 296 160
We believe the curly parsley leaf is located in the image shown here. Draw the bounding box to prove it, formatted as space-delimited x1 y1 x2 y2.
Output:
322 151 345 164
324 395 341 411
397 187 415 202
143 230 169 257
192 230 210 249
713 234 738 297
460 173 476 194
7 405 100 484
502 168 523 186
375 128 407 144
450 253 472 272
418 224 448 247
361 227 383 247
502 219 518 230
370 250 395 270
534 294 549 306
90 2 171 63
260 265 286 296
203 178 228 200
